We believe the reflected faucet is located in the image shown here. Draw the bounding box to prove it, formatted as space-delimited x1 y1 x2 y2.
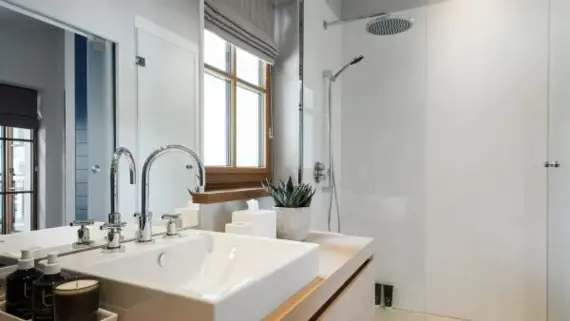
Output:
135 144 206 243
109 147 137 224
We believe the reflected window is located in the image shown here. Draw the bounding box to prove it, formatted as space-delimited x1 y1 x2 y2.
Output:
0 127 37 234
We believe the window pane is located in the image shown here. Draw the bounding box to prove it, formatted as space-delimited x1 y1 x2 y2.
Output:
13 193 31 232
11 141 32 192
236 47 262 86
0 142 3 192
236 86 263 167
204 74 229 166
13 128 31 140
204 30 228 71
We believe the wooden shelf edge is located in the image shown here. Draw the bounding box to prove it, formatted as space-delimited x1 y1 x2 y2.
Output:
192 187 269 204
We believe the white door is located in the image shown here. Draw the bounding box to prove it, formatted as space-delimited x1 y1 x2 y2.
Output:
548 0 570 319
86 39 115 222
136 19 199 217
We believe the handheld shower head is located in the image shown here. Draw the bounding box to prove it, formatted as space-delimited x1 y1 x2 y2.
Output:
330 55 364 82
351 55 364 65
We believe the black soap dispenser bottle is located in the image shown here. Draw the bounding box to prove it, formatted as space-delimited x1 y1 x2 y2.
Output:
6 249 42 319
32 253 66 321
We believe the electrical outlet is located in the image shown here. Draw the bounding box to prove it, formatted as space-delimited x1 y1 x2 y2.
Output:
383 284 394 307
375 283 383 306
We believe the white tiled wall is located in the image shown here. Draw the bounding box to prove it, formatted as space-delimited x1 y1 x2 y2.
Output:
337 0 548 320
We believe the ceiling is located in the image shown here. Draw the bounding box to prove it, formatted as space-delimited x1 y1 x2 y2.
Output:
0 5 55 30
327 0 450 19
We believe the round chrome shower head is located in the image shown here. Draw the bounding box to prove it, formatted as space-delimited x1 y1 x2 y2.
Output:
366 15 414 36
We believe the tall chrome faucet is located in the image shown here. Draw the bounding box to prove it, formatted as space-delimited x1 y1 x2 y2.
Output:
109 147 137 224
135 144 206 243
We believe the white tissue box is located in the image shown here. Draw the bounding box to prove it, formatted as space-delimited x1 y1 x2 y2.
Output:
232 209 276 238
225 222 254 235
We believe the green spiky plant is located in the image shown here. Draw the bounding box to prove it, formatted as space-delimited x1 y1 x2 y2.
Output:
262 177 316 208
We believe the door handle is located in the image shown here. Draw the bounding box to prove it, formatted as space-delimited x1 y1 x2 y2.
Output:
91 165 101 173
544 161 560 168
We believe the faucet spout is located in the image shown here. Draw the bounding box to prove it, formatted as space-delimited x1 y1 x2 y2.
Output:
109 147 137 222
136 144 205 243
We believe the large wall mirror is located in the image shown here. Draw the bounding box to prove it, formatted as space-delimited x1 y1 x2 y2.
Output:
0 4 116 233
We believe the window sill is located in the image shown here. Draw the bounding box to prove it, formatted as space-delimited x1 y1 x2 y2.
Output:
192 187 268 204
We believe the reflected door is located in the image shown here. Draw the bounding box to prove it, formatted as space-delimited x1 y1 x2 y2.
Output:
136 25 198 215
72 35 116 222
0 127 37 234
86 38 115 221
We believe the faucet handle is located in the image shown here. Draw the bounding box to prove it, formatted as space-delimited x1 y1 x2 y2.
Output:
100 222 126 250
134 212 152 219
100 222 127 230
70 220 95 227
161 213 181 220
161 213 181 237
70 220 95 245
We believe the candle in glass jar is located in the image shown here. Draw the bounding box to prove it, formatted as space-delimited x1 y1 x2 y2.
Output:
53 279 99 321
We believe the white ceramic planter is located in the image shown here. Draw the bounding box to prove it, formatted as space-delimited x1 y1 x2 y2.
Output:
274 207 311 241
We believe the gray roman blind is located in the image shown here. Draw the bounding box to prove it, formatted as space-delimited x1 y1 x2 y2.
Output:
205 0 278 64
0 84 38 129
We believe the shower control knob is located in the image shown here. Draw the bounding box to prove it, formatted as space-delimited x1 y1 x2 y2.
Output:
314 162 327 183
544 161 560 168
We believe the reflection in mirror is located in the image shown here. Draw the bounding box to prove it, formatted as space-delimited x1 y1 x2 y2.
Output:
0 5 116 233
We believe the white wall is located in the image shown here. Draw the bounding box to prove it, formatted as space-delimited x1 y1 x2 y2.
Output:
0 21 65 228
303 0 344 231
340 0 548 320
3 0 201 218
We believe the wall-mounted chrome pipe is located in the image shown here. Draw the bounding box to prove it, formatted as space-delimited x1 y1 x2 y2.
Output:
323 12 387 29
298 0 305 183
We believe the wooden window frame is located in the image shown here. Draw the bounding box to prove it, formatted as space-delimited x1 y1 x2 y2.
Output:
204 46 272 191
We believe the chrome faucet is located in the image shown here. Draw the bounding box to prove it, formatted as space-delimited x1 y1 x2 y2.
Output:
109 147 137 224
135 144 205 243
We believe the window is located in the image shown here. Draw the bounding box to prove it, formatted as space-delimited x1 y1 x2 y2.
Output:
203 30 272 190
0 126 37 234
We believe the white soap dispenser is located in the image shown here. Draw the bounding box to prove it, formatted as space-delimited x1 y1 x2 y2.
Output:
231 199 276 238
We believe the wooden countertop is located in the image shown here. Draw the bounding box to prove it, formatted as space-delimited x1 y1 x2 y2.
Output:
264 232 374 321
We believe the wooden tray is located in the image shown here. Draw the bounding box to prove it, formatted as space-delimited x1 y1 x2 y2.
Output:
0 301 118 321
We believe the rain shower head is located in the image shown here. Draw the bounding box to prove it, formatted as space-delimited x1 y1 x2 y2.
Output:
366 15 414 36
324 13 414 36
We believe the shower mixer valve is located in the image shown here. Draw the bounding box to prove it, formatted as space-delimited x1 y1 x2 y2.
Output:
314 162 327 183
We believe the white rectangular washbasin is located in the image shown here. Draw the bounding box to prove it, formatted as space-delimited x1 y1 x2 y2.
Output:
56 230 319 321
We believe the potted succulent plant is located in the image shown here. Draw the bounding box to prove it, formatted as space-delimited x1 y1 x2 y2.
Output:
262 177 316 241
